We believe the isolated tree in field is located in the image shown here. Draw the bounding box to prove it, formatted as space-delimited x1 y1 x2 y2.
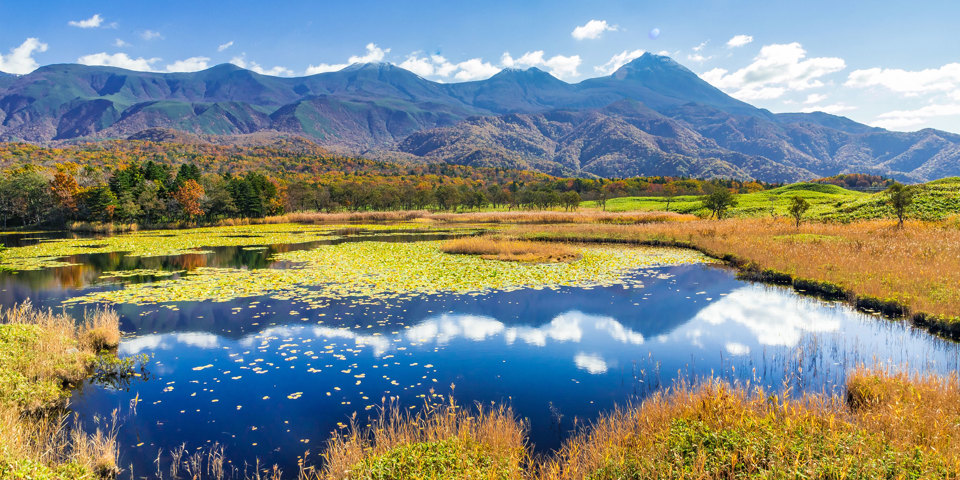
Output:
663 184 679 211
886 182 915 227
702 189 737 219
788 195 810 228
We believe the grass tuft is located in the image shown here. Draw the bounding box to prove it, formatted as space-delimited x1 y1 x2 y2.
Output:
322 397 528 480
441 236 578 263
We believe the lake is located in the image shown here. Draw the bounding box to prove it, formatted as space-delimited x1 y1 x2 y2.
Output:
0 226 957 473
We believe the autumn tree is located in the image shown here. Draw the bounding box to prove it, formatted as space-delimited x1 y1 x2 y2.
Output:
51 169 81 216
173 179 206 219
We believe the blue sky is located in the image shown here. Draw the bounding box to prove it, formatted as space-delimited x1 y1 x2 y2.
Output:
1 0 958 132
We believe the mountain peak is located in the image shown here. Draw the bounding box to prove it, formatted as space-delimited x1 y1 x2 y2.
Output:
488 66 564 86
611 53 689 80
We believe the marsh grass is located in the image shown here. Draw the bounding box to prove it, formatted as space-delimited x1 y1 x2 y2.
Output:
441 236 578 263
243 210 694 226
514 218 960 327
536 371 960 479
0 301 122 478
321 397 529 480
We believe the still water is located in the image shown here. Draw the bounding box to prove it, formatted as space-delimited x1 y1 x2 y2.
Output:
0 231 957 473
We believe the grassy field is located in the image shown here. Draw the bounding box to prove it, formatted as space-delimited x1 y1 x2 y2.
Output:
582 178 960 222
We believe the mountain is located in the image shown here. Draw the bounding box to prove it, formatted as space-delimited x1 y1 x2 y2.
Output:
1 53 958 181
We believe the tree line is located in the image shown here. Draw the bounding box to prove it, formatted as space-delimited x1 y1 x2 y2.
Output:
0 161 771 228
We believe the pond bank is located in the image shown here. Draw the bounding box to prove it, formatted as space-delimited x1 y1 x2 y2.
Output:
512 219 960 342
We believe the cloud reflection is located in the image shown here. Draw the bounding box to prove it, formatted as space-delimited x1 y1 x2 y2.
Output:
692 285 842 347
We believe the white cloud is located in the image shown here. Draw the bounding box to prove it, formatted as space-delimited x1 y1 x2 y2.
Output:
804 93 827 104
574 352 609 374
69 14 104 29
726 34 753 48
78 52 160 71
454 58 500 81
845 63 960 96
348 43 389 63
872 103 960 130
800 103 855 114
398 55 435 77
396 53 459 78
230 55 293 76
113 38 130 48
0 38 48 74
692 41 709 52
165 56 211 72
140 30 163 41
699 42 845 100
501 50 581 79
217 41 234 52
572 19 617 40
595 49 645 75
305 43 390 75
687 53 709 63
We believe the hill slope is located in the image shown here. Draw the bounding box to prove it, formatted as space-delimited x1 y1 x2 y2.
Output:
1 54 958 182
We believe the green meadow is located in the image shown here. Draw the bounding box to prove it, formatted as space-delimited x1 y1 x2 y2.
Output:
583 178 960 222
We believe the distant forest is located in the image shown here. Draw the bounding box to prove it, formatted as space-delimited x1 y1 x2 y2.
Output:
0 140 774 227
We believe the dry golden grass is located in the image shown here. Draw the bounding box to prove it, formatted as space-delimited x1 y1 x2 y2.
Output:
320 397 529 480
441 236 578 263
238 210 695 226
0 301 122 478
429 210 696 225
82 308 122 351
514 218 960 325
536 370 960 479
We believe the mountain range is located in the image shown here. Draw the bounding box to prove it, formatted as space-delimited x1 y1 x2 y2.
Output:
1 53 958 182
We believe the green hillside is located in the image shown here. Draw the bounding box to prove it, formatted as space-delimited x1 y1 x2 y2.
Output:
583 179 960 221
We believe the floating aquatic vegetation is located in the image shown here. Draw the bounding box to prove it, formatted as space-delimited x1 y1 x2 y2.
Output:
68 240 710 307
0 223 443 271
99 268 185 279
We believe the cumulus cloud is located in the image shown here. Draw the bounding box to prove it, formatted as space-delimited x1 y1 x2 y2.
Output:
77 52 160 71
726 34 753 48
0 38 48 74
804 93 827 104
140 30 163 41
454 58 500 81
846 63 960 96
217 41 234 52
69 14 104 29
572 19 617 40
397 53 457 77
113 39 130 48
699 42 845 100
501 50 581 79
594 49 645 75
871 103 960 130
230 55 293 76
165 56 211 72
305 43 389 74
